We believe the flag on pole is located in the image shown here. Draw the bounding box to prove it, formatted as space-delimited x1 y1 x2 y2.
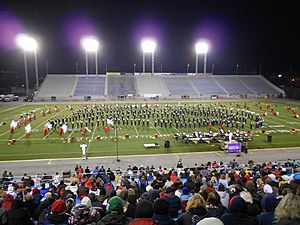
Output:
25 124 31 135
10 120 18 134
59 124 68 135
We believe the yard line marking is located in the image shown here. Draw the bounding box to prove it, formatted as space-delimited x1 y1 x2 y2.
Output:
86 124 98 155
91 124 97 139
133 124 139 136
149 121 162 136
173 126 182 133
47 160 52 165
17 108 67 141
0 104 26 114
67 126 77 139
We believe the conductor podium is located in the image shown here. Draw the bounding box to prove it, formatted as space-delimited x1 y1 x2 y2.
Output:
221 140 241 153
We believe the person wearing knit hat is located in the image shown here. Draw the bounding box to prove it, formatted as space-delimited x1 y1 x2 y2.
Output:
43 199 69 224
153 198 177 225
197 217 224 225
108 196 123 213
128 200 156 225
81 196 92 208
263 184 273 194
256 194 277 225
97 196 129 225
221 197 256 225
293 172 300 184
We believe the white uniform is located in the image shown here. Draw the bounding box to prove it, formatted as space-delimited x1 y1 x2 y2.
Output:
80 144 88 159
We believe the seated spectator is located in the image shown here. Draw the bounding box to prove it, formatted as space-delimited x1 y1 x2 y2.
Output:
153 198 177 225
216 184 229 209
221 196 256 225
128 199 156 225
206 191 227 219
7 199 33 225
196 217 224 225
273 193 300 225
125 190 137 219
180 187 192 212
24 194 37 218
165 186 181 219
97 196 129 225
256 194 277 225
177 194 211 225
68 196 101 224
43 199 69 224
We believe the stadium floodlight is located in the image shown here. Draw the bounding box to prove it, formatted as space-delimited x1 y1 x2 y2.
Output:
15 34 39 94
81 37 100 76
278 74 282 78
141 38 156 75
195 42 209 75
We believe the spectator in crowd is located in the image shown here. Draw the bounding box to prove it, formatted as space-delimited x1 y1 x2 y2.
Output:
273 193 300 225
97 196 129 225
206 191 227 219
221 196 256 225
7 199 33 225
165 186 181 219
43 199 69 225
196 217 224 225
128 199 156 225
177 194 211 225
153 198 177 225
256 193 277 225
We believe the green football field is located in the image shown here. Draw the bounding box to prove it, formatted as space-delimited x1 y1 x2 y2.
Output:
0 100 299 161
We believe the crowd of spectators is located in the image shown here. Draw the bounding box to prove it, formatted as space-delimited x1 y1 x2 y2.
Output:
1 158 300 225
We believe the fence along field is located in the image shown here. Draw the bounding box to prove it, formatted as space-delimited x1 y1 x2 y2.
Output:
0 101 299 161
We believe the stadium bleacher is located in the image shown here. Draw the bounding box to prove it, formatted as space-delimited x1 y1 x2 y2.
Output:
35 74 284 100
107 75 136 97
74 76 105 96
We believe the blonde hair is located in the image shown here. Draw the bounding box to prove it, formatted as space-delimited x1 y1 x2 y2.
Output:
274 193 300 222
25 194 33 201
186 193 206 211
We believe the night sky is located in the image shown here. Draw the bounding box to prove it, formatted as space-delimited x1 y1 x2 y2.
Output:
0 0 299 77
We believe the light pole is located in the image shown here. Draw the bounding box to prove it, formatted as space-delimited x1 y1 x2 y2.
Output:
141 38 156 75
195 42 209 75
15 34 38 94
133 63 136 75
81 37 99 77
186 64 190 75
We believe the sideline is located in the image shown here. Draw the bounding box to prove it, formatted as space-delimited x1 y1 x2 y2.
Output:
1 146 300 163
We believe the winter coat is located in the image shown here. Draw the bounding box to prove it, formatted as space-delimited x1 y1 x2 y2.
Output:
7 200 33 225
176 208 211 225
97 211 130 225
128 218 157 225
43 212 69 225
165 196 181 218
256 211 274 225
153 214 177 225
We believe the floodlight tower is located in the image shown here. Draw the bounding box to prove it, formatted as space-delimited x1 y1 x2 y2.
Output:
15 34 39 94
141 38 156 75
195 42 209 75
81 37 99 77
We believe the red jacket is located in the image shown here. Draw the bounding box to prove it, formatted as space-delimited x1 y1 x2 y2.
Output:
128 218 157 225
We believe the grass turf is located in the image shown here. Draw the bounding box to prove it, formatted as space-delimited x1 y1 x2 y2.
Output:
0 101 299 161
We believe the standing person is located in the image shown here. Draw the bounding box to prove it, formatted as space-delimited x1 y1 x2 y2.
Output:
80 143 88 160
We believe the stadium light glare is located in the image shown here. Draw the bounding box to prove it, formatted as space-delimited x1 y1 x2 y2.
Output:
141 39 156 53
15 33 39 94
141 38 156 75
81 37 99 52
278 74 282 78
195 42 208 54
195 41 209 74
81 37 100 76
15 33 38 52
